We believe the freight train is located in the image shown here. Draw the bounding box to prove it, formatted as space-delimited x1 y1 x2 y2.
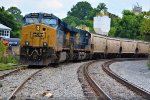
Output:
20 13 150 66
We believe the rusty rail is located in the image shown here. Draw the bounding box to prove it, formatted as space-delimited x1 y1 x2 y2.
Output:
7 67 45 100
79 61 111 100
0 65 27 80
102 58 150 99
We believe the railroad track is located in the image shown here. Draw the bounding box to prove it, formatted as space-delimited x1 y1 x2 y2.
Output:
6 67 46 100
78 58 149 99
0 65 27 80
102 58 150 99
78 60 111 100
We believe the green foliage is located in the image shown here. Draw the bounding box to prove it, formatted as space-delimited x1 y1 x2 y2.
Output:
140 12 150 41
67 1 93 20
7 7 21 15
0 6 22 38
6 55 19 64
0 55 19 64
0 63 17 71
96 3 108 13
7 7 23 24
63 16 81 27
148 63 150 69
0 41 19 64
122 10 135 16
109 10 149 40
64 2 109 32
0 41 6 58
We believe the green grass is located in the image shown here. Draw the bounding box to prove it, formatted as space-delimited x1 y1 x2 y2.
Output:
0 63 17 71
148 63 150 69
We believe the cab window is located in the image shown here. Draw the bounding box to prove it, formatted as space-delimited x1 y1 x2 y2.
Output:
25 18 39 25
41 18 57 27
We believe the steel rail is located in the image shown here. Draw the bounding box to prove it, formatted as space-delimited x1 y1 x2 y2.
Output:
0 65 27 80
102 58 150 99
81 61 111 100
7 67 45 100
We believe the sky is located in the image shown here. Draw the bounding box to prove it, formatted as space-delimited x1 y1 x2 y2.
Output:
0 0 150 19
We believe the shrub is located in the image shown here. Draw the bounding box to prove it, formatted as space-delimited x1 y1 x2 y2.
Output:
6 55 19 64
0 63 17 71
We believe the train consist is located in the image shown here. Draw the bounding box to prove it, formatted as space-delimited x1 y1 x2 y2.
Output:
20 13 150 66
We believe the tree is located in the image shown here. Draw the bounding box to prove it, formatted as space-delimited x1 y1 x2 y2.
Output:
0 6 21 38
67 1 93 20
87 8 97 20
96 3 108 13
7 7 23 23
140 18 150 41
63 16 81 27
122 10 135 16
109 10 146 40
7 7 21 15
108 17 121 37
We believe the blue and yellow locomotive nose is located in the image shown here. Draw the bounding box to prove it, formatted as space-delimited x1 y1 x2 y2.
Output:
21 24 56 48
20 23 57 65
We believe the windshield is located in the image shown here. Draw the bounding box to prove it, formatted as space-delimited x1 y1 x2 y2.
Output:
25 18 39 24
41 18 57 27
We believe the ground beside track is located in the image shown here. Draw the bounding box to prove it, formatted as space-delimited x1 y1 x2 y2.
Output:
88 60 144 99
110 60 150 92
14 62 87 99
0 68 39 98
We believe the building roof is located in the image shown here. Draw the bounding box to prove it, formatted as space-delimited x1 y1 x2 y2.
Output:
0 24 11 30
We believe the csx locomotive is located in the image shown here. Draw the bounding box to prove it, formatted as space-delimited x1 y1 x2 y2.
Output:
20 13 91 65
20 13 150 66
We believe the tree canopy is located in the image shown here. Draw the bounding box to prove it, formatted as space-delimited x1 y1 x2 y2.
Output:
96 3 108 13
0 6 22 38
109 10 150 41
63 2 110 32
67 1 93 20
7 7 23 23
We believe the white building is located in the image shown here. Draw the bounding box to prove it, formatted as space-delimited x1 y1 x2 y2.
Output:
0 23 11 38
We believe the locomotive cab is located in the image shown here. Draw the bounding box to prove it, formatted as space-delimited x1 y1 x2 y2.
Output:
20 13 59 65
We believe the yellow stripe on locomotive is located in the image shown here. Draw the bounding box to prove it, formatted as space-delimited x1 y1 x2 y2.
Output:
21 24 56 49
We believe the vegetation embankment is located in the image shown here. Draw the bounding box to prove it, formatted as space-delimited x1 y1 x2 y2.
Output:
0 41 19 71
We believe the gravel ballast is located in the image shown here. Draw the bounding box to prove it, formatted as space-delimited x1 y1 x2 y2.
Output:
88 61 144 99
0 68 39 98
15 62 86 99
110 60 150 92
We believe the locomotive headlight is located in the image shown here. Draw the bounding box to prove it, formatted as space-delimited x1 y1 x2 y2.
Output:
43 42 48 47
36 25 40 31
25 41 29 46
